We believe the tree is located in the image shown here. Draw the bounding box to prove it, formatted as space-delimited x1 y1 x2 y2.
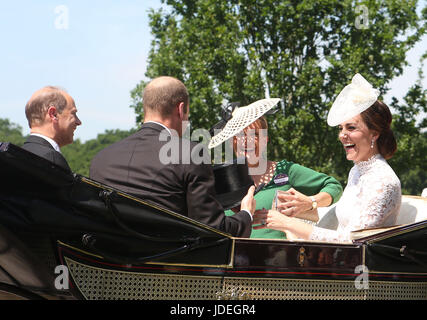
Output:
131 0 426 194
62 128 137 177
0 118 26 146
0 117 136 178
389 53 427 195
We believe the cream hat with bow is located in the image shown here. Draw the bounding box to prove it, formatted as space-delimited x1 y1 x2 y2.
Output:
327 73 380 126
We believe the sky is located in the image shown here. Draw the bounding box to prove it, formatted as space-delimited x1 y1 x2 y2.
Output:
0 1 426 142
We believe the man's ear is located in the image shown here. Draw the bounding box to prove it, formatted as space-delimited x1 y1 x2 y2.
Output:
177 102 186 120
48 106 58 121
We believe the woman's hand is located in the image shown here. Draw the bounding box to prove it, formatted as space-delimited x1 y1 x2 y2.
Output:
253 208 314 240
252 209 288 232
252 208 268 226
276 188 313 217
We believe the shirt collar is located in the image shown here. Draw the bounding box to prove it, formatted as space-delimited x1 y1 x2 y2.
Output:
30 133 62 153
143 121 173 136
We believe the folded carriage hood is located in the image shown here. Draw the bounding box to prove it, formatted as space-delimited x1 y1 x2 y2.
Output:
0 142 234 270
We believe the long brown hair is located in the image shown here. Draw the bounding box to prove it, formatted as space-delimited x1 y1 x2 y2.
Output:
360 100 397 159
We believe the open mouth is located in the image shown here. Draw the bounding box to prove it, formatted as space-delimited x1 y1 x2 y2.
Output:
343 143 355 152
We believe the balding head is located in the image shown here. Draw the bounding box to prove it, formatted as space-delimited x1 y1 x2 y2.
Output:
143 76 189 119
25 86 81 147
25 86 69 128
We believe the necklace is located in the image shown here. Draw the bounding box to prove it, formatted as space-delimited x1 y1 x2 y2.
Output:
252 161 276 187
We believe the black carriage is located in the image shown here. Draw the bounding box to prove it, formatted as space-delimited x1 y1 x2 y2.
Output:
0 142 426 300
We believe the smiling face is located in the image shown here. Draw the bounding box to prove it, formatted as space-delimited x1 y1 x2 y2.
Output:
55 93 82 147
338 114 378 163
233 117 268 167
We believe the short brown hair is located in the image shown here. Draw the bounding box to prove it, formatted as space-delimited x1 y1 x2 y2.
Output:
252 116 268 130
25 86 68 127
360 100 397 159
142 76 189 118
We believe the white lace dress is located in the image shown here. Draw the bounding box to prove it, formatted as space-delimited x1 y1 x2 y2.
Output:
309 154 401 243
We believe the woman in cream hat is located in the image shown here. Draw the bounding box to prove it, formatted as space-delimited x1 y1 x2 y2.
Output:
209 99 343 239
254 74 402 242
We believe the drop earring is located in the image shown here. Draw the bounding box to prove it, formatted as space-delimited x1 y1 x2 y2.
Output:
371 139 374 149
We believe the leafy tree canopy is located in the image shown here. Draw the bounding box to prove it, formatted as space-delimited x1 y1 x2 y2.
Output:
61 128 138 177
0 118 26 147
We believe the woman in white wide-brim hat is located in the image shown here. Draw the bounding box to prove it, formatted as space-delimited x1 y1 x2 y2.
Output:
209 99 343 240
255 74 402 242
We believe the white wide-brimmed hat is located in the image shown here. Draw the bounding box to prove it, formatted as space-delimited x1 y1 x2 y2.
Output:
208 98 281 149
327 73 380 126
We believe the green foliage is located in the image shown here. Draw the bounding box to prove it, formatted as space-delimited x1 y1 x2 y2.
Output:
0 118 26 146
389 55 427 195
0 119 136 178
62 128 137 177
130 0 426 194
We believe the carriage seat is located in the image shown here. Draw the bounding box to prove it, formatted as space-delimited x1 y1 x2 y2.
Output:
315 195 427 231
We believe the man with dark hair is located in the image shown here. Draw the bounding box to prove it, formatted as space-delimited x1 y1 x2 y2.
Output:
22 86 82 171
90 76 255 237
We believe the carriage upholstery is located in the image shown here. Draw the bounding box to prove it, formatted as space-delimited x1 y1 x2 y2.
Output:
316 195 427 230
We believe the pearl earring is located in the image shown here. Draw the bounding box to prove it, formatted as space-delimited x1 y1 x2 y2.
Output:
371 139 374 149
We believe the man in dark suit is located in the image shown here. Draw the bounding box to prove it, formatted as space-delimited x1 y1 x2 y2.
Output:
90 76 255 237
22 86 82 171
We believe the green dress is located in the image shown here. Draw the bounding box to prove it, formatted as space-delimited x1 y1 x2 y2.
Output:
225 159 343 239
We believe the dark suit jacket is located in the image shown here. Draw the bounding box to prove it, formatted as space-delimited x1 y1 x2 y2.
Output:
89 122 251 237
22 135 71 172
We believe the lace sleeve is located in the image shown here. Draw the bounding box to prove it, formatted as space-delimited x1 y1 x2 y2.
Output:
309 176 401 243
352 177 401 228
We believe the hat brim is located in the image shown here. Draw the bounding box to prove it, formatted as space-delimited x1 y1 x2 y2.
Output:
208 98 281 149
216 182 255 210
216 182 265 210
212 158 255 210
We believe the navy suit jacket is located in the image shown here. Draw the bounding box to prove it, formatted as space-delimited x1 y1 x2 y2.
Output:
22 135 71 172
89 122 252 237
